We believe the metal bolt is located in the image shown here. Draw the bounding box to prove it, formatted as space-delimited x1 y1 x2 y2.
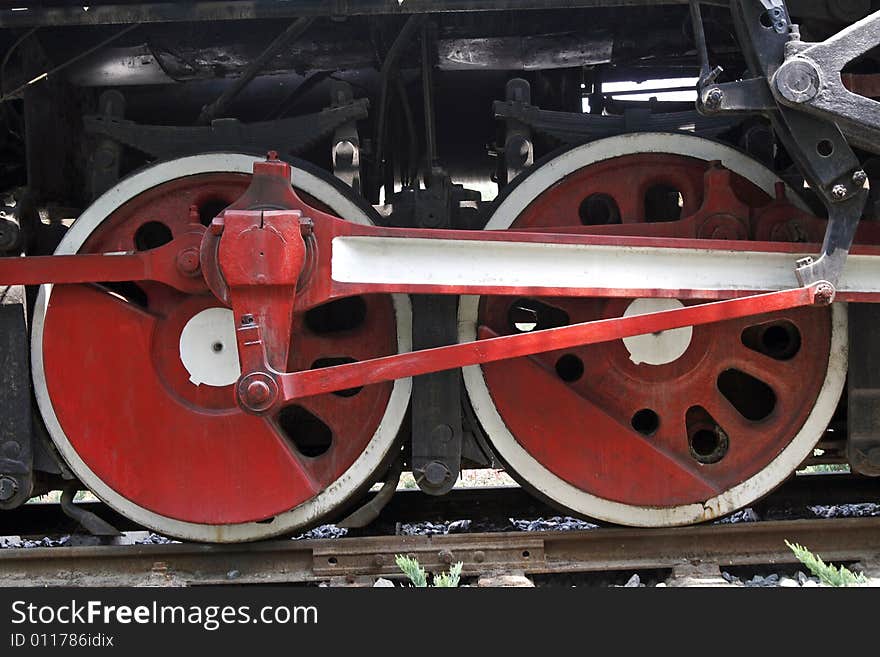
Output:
1 441 20 458
813 281 836 305
775 59 820 103
473 550 486 563
0 476 17 502
852 170 868 187
438 549 454 564
175 247 201 276
796 256 814 268
241 314 254 326
430 424 454 444
831 184 848 200
266 150 279 161
373 554 387 567
703 87 724 111
238 373 278 412
299 217 314 236
245 379 272 406
423 461 451 486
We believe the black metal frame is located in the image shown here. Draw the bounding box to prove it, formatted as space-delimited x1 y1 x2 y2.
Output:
695 0 876 288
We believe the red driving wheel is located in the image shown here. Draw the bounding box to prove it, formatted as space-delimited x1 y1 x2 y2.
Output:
462 134 845 526
33 154 410 542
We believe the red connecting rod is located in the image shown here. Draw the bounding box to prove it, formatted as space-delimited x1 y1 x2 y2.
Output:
276 282 830 402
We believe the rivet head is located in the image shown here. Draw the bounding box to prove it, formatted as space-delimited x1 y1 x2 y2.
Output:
237 373 278 413
246 380 271 405
175 247 201 276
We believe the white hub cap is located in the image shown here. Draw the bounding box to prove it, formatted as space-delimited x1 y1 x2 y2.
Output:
179 308 241 386
621 299 692 365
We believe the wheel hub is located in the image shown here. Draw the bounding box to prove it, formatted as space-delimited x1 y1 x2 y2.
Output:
621 298 692 365
178 307 241 387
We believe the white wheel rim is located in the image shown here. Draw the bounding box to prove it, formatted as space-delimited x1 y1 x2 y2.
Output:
32 153 412 542
460 133 847 526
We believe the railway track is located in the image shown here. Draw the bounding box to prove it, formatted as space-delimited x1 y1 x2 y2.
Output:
0 516 878 586
4 473 878 538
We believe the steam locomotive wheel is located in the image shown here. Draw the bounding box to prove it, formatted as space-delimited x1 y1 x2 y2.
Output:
460 133 847 526
32 153 411 542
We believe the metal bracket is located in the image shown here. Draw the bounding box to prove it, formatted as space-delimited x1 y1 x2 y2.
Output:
88 90 125 200
0 287 33 510
411 294 464 496
847 303 880 476
404 176 466 496
329 82 362 193
713 0 872 286
499 78 534 185
771 11 880 155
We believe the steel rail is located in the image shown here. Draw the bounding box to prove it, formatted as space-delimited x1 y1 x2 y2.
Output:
0 517 878 586
3 473 875 537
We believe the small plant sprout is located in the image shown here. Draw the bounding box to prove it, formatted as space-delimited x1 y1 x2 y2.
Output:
433 562 463 588
394 554 463 587
785 540 867 587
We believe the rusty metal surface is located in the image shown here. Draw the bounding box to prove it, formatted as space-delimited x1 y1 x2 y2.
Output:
1 517 878 586
4 473 877 537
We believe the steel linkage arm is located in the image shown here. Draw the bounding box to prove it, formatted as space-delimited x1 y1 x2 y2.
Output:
771 11 880 155
0 226 207 294
232 283 829 410
696 0 871 287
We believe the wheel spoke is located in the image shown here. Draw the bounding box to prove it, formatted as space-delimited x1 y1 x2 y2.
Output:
482 353 722 499
700 391 758 441
729 346 801 395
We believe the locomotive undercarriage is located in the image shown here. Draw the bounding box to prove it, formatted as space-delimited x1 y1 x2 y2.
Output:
0 0 879 541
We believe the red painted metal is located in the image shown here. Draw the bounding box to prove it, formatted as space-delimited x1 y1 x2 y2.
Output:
28 150 865 520
473 151 837 508
39 168 399 525
0 228 208 293
4 154 880 304
843 72 880 98
278 284 824 401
